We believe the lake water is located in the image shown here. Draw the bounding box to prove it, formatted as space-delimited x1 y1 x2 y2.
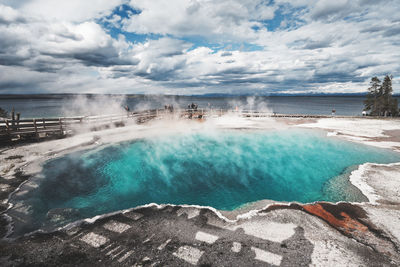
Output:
1 95 394 118
9 129 400 236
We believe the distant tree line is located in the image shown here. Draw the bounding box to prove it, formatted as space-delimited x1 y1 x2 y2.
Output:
364 75 398 116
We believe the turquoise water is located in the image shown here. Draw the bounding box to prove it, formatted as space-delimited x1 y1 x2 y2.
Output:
11 129 400 234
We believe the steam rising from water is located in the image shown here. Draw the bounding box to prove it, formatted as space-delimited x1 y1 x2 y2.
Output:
10 128 400 236
228 96 272 112
59 95 273 118
61 95 127 117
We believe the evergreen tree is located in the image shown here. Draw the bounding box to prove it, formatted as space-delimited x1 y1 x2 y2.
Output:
390 98 399 116
381 75 398 116
364 75 398 116
364 76 380 115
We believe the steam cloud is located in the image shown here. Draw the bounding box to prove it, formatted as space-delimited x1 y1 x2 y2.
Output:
61 95 127 117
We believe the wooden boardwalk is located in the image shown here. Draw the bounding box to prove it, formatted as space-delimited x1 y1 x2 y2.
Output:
0 108 372 144
0 109 161 143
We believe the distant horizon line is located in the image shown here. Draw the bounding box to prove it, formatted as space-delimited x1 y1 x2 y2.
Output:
2 92 398 99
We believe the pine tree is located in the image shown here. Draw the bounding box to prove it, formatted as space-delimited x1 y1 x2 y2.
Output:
390 98 399 116
364 75 398 116
364 77 380 115
381 75 398 116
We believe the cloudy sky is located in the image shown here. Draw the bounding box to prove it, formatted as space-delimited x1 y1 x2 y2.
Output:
0 0 399 95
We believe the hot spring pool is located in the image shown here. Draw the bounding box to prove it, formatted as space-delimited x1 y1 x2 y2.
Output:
10 129 400 235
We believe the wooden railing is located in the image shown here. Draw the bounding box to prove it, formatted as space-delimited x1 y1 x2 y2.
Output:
0 117 81 140
0 109 157 141
0 108 373 143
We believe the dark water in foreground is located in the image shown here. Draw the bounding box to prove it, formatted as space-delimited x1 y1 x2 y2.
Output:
1 95 395 118
9 129 400 236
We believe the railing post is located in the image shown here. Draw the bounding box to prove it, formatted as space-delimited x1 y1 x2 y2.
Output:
59 118 63 135
16 113 20 131
42 118 46 129
33 119 38 137
5 120 10 135
11 108 15 128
